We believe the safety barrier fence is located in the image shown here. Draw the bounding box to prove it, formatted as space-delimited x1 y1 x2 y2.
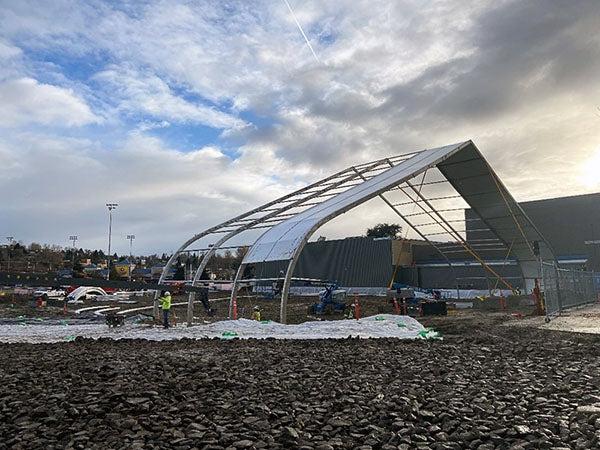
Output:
542 262 600 317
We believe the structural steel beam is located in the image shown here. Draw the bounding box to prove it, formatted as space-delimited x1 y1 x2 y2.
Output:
228 159 394 323
352 166 461 300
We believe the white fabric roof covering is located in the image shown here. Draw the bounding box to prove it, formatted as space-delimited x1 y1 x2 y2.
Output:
244 142 469 264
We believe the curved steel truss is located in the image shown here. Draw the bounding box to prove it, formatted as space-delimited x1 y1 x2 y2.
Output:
159 140 555 324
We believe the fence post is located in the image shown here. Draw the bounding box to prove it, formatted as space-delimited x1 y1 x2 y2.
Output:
533 279 543 315
571 270 578 305
553 263 563 314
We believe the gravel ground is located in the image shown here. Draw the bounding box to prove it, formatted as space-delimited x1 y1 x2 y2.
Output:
539 304 600 334
502 304 600 335
1 315 599 449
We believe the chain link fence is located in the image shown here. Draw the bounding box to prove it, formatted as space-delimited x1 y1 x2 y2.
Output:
542 262 600 317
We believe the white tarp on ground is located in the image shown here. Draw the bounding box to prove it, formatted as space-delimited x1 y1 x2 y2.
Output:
0 314 429 343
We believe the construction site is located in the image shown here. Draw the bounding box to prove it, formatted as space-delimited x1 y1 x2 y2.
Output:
1 141 600 449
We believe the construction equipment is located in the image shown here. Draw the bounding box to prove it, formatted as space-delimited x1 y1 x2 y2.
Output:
387 283 447 316
309 282 347 315
105 312 124 328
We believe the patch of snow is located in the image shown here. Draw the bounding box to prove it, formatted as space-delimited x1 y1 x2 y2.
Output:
74 305 108 314
93 307 120 316
0 314 429 343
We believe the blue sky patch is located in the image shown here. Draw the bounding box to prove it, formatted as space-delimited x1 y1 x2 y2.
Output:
145 121 222 151
25 47 112 84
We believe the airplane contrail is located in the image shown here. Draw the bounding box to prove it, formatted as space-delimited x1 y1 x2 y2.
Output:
282 0 320 63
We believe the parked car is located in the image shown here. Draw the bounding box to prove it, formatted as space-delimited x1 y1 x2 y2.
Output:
33 289 66 299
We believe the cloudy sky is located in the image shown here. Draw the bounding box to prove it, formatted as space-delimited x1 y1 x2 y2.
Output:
1 0 599 254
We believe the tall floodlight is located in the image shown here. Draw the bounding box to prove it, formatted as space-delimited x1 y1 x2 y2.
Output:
69 235 78 265
5 237 13 272
106 203 118 280
127 234 135 258
126 234 135 282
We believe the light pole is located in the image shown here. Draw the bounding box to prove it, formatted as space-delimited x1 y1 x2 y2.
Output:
106 203 118 280
127 234 135 281
5 237 13 272
127 234 135 258
69 235 78 266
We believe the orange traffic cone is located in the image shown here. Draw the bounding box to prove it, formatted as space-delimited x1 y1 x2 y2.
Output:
354 296 361 320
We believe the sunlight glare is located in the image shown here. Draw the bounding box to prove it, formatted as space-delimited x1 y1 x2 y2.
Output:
582 148 600 188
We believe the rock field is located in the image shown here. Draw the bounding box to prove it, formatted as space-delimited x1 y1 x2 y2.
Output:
0 317 599 449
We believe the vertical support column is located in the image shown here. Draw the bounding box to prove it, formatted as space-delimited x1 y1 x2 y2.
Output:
187 291 195 326
553 262 563 314
485 271 492 297
571 269 577 304
536 256 545 316
279 258 298 324
153 290 160 322
229 263 246 319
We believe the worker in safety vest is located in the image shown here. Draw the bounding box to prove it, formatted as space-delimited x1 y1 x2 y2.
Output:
160 291 172 328
251 305 261 321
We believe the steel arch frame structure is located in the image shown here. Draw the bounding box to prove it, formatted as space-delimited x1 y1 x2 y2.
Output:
160 140 556 325
154 150 425 321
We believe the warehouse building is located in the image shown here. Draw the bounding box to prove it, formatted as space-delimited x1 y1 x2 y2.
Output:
251 236 409 288
466 192 600 271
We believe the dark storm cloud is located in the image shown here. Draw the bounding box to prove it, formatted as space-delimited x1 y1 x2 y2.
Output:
255 0 600 169
380 0 600 123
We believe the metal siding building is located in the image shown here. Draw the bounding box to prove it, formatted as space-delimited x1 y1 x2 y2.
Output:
402 244 525 290
257 193 599 290
397 264 524 290
253 237 394 287
296 237 393 287
258 236 522 290
466 193 600 270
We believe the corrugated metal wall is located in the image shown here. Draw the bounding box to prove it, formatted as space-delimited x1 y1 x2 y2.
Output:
396 264 524 290
466 192 600 270
252 237 525 289
252 237 394 287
